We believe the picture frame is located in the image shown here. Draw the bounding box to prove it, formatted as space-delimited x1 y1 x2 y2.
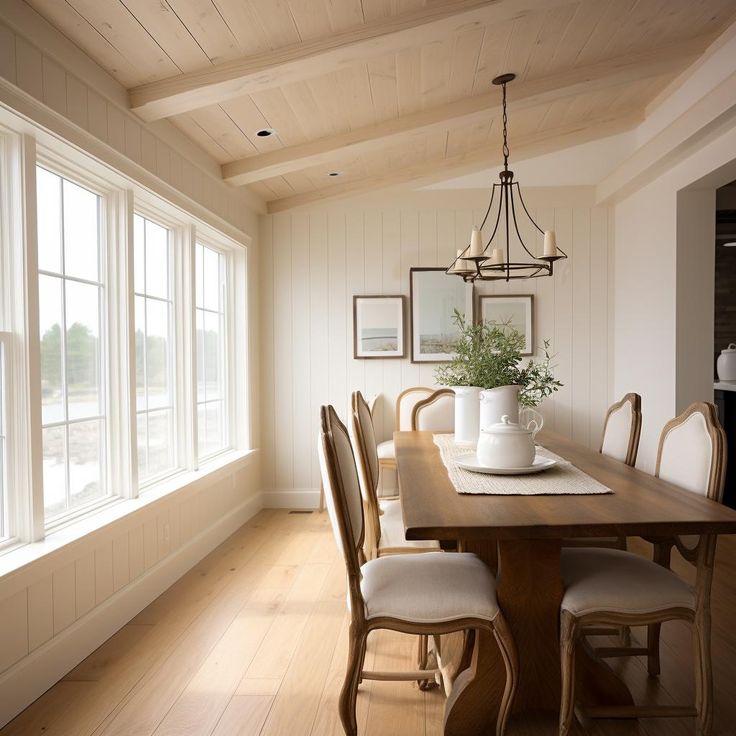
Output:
410 267 474 363
478 294 534 356
353 295 406 359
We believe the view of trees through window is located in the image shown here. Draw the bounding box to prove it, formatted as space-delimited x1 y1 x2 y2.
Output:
134 214 175 483
37 166 106 520
196 243 227 458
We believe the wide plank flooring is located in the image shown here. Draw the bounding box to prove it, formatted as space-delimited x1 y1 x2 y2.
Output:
2 509 736 736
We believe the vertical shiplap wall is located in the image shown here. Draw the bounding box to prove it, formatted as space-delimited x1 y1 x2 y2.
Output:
260 189 613 506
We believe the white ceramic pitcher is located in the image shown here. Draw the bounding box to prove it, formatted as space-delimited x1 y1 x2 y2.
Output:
480 385 520 430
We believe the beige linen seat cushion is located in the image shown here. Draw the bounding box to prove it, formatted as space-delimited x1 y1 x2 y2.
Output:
377 440 395 461
377 499 439 553
361 551 499 623
561 547 694 617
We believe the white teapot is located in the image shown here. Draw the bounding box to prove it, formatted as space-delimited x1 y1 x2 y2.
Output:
717 343 736 381
477 414 539 469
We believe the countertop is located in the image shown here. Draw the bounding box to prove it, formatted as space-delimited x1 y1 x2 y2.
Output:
715 381 736 393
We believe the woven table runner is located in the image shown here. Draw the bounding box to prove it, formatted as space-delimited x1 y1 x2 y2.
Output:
433 434 612 496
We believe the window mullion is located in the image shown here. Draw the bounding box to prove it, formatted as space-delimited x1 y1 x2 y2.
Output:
110 189 137 499
20 135 45 541
179 225 197 471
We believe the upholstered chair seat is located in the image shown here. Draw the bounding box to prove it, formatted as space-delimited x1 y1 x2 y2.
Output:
377 498 439 553
361 551 499 623
376 440 395 461
561 547 694 618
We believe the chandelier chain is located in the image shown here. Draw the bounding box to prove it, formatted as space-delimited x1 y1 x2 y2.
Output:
502 82 510 170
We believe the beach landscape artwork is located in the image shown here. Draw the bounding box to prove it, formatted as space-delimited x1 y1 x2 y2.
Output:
353 296 406 359
410 268 473 363
479 294 534 355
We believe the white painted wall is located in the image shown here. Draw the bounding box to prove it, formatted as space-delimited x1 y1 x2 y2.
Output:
0 8 264 728
612 123 736 471
260 188 614 507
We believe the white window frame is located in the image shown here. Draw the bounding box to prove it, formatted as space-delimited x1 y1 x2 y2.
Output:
193 237 233 464
132 203 188 490
0 104 252 555
33 149 131 532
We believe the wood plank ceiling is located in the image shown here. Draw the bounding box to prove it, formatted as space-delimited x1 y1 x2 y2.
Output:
25 0 736 212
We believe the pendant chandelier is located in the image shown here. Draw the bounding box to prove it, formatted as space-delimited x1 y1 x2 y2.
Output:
446 73 567 282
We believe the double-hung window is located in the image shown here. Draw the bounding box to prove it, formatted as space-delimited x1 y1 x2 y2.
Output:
36 166 107 523
134 214 175 484
195 243 228 459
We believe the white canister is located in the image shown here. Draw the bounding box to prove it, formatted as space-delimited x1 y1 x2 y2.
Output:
717 343 736 381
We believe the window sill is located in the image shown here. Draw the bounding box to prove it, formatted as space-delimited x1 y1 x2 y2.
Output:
0 448 258 580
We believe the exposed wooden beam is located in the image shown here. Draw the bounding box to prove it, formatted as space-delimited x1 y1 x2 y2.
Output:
128 0 574 121
266 113 642 214
223 39 703 186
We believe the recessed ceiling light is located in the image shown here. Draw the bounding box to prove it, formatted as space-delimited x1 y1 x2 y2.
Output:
255 128 276 137
328 171 341 177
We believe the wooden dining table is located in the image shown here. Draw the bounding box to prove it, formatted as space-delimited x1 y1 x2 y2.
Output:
394 429 736 736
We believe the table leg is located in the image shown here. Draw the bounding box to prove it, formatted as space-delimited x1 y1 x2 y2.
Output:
443 538 635 735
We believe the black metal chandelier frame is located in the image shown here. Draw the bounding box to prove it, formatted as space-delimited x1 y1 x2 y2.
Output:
446 73 568 282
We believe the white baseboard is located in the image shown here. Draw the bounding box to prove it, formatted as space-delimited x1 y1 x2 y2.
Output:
261 489 320 509
0 492 263 729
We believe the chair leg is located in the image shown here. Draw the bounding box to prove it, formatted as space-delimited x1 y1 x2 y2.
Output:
340 625 367 736
417 634 438 691
647 623 661 676
694 611 713 736
492 615 519 736
618 625 631 647
559 611 578 736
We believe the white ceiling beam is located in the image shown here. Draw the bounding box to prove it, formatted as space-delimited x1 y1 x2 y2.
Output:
595 70 736 204
266 113 642 214
128 0 574 121
223 39 703 186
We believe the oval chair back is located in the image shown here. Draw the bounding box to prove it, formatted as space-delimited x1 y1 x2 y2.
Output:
396 387 435 431
655 402 726 502
600 393 642 467
411 388 455 432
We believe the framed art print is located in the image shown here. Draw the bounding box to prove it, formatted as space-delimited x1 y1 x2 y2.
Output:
410 267 473 363
478 294 534 355
353 295 406 359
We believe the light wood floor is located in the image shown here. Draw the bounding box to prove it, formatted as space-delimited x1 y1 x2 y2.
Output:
3 509 736 736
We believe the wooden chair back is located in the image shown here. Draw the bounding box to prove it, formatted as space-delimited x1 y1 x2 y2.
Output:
395 387 434 431
318 405 366 615
655 401 726 502
350 390 381 553
600 393 642 466
411 388 455 432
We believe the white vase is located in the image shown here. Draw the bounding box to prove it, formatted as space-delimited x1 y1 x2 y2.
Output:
480 385 521 431
453 386 482 446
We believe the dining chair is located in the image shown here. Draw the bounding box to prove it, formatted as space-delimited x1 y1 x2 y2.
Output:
375 386 435 474
564 393 642 551
350 390 440 560
411 388 455 432
558 401 726 736
600 392 642 466
318 404 518 736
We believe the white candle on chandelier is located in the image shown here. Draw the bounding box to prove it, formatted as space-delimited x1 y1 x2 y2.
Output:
451 249 468 273
469 227 484 258
543 230 557 257
490 248 504 265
